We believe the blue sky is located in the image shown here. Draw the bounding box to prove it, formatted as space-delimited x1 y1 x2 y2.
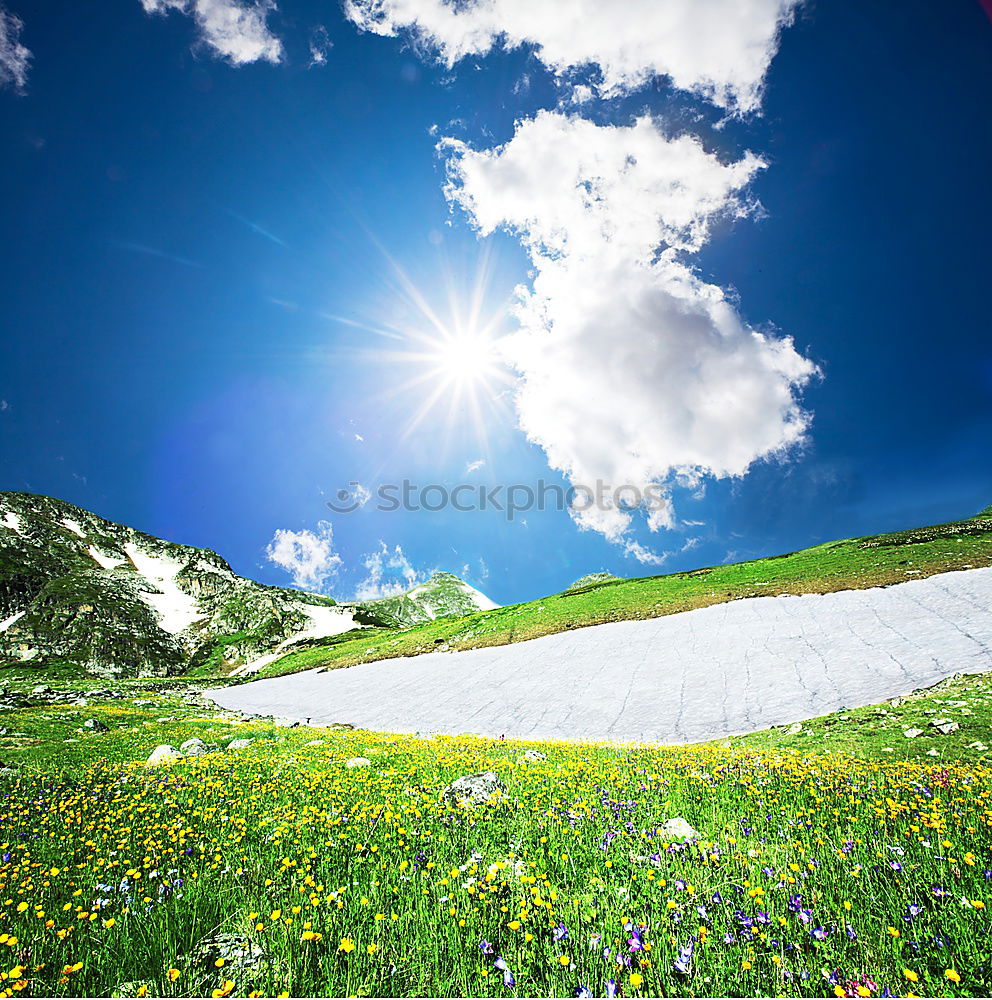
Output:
0 0 990 605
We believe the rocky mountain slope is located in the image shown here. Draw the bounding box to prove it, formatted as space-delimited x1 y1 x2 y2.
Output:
350 571 499 627
0 493 362 678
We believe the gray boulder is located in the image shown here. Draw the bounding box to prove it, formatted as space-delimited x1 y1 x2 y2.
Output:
83 718 108 732
345 757 372 768
227 738 255 752
903 728 924 739
442 772 506 808
146 744 182 766
273 716 299 729
179 737 210 756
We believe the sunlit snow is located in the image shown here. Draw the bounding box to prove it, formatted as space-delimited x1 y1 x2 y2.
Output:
212 568 992 743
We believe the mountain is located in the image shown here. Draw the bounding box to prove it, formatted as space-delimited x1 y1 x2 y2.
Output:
0 493 364 678
350 571 500 627
564 571 621 593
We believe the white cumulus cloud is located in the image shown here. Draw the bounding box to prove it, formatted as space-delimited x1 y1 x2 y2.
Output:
0 6 30 92
355 541 422 600
140 0 283 65
441 111 817 547
345 0 800 112
265 520 342 590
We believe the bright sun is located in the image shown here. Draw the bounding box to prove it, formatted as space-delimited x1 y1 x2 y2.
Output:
333 243 516 453
433 328 498 385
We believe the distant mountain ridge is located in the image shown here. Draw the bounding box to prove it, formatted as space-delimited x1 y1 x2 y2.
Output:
0 493 360 678
351 571 500 627
0 493 502 679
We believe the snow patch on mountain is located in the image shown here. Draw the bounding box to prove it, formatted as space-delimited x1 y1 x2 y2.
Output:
123 543 203 635
88 546 126 570
0 610 25 633
234 603 362 676
1 511 22 535
60 517 87 538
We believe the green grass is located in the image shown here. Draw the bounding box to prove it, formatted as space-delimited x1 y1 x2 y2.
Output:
253 513 992 680
0 677 989 998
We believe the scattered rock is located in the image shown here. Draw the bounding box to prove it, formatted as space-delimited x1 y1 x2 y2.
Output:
32 684 51 695
442 772 506 808
146 744 182 766
659 817 701 841
305 739 327 746
345 757 372 768
903 728 924 739
179 738 210 756
195 932 268 976
83 718 108 732
968 741 988 752
926 749 940 756
273 717 299 729
785 722 803 736
226 738 255 751
517 750 547 763
930 719 960 735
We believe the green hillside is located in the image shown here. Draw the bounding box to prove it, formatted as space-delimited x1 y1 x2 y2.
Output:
253 507 992 679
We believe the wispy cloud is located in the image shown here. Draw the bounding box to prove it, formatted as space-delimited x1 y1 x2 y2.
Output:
224 206 286 246
355 541 422 600
0 5 30 93
308 24 332 67
465 458 485 473
112 240 203 269
140 0 283 66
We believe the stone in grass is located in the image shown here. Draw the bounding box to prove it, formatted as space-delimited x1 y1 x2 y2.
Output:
442 772 507 808
227 738 255 752
345 757 372 768
83 718 108 732
903 728 924 739
179 738 211 756
517 749 547 763
659 817 701 842
273 717 299 729
146 744 182 766
306 739 327 746
930 719 960 735
785 722 803 736
968 741 988 752
195 932 268 976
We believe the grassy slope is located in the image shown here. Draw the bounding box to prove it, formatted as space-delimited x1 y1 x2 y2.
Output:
253 512 992 680
0 678 990 997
